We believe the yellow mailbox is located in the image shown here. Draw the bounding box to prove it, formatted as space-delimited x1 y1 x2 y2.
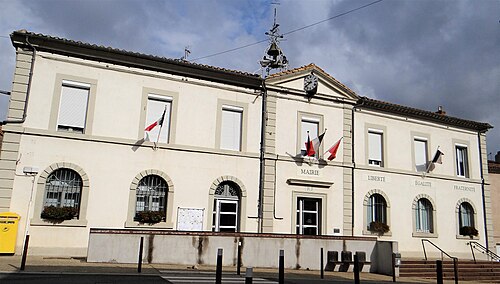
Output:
0 212 20 254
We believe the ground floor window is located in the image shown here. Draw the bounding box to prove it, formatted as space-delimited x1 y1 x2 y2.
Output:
367 193 387 228
415 198 433 233
43 168 83 218
459 202 474 228
212 181 240 232
296 197 321 235
135 175 168 221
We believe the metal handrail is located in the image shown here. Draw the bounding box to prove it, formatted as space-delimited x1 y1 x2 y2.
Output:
422 239 457 261
421 239 459 284
467 241 500 263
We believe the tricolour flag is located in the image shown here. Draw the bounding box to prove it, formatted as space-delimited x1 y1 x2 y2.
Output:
325 137 343 161
305 131 325 157
145 107 166 132
432 149 444 164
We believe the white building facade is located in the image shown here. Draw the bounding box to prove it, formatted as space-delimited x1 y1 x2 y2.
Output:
0 30 493 260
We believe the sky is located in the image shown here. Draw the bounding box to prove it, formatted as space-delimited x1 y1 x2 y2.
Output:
0 0 499 157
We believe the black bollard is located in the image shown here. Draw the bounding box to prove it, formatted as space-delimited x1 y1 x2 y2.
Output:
245 267 253 284
138 236 144 273
279 249 284 284
237 241 242 275
354 254 360 284
391 253 396 282
216 248 223 284
20 235 30 271
320 247 324 279
436 260 443 284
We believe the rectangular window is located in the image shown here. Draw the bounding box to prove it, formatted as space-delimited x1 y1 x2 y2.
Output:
145 94 172 144
456 145 469 177
296 197 321 235
57 80 90 133
368 131 383 166
414 138 428 172
220 105 243 151
300 118 319 156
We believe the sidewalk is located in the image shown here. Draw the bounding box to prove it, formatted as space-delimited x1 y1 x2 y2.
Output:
0 255 476 283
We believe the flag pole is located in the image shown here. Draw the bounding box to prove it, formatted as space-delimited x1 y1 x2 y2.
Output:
154 106 167 150
425 146 440 174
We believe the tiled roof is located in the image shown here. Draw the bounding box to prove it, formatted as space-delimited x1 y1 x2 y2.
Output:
489 161 500 174
359 96 492 132
267 63 358 98
10 30 262 89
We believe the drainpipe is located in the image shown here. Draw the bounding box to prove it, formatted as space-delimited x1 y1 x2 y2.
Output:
257 81 267 233
351 99 364 236
1 35 36 125
477 131 489 250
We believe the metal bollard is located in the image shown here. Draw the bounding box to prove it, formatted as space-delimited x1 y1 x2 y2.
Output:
216 248 223 284
320 247 324 279
245 267 253 284
237 241 242 275
138 236 144 273
279 249 284 284
436 260 443 284
20 235 30 271
354 254 360 284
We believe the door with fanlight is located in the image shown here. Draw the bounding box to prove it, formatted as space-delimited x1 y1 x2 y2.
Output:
212 181 240 232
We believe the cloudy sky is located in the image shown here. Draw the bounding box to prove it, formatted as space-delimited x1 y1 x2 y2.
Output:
0 0 499 156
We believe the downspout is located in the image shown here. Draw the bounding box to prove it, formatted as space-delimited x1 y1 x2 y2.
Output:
1 35 36 125
351 99 363 236
478 130 489 250
257 80 267 233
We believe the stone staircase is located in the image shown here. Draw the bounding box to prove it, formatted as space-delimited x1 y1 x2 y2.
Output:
400 259 500 282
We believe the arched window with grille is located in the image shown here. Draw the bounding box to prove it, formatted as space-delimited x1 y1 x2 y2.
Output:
135 175 168 221
415 198 433 233
43 168 83 218
212 181 240 232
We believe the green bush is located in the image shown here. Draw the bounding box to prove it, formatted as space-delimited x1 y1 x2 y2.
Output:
136 211 165 224
369 221 390 235
41 206 78 221
460 226 478 237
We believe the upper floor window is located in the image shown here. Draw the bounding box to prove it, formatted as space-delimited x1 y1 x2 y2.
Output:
456 145 469 178
145 94 172 143
300 117 319 157
57 80 90 133
368 130 383 166
414 138 428 172
220 105 243 151
43 168 83 218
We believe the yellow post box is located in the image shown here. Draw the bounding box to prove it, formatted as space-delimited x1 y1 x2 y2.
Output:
0 212 20 254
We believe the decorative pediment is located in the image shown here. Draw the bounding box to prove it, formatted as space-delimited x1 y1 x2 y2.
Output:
265 63 359 101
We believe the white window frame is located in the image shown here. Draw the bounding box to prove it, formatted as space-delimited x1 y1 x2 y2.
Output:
220 105 244 151
414 137 429 172
455 144 469 178
368 129 383 167
145 94 173 144
57 80 91 133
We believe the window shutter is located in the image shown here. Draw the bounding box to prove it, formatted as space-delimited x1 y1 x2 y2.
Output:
58 84 90 129
368 132 382 162
220 106 242 151
145 95 171 143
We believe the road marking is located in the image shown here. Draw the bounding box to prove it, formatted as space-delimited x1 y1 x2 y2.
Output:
161 275 276 283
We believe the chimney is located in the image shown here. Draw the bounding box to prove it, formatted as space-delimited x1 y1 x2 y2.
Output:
436 106 446 115
496 151 500 163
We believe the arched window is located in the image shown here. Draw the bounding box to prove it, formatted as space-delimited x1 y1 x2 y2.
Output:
135 175 168 220
212 181 240 232
367 193 387 228
459 202 474 228
415 198 433 233
43 168 83 217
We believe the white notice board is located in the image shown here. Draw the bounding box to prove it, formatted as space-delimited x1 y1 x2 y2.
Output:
176 207 204 231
